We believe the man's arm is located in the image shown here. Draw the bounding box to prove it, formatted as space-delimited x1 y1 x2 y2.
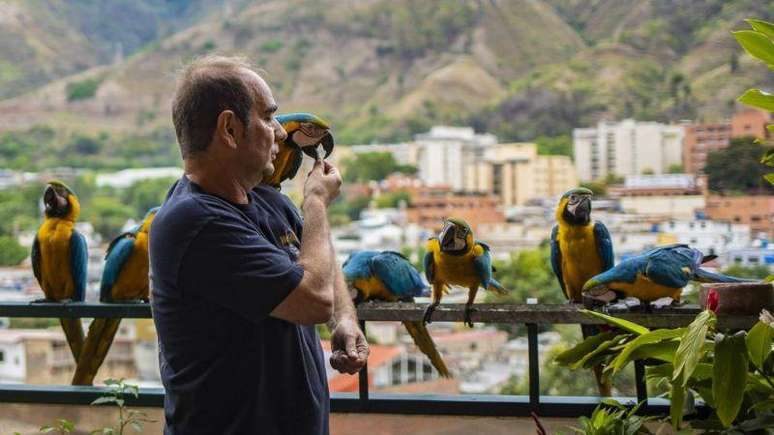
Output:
328 251 369 374
271 161 339 325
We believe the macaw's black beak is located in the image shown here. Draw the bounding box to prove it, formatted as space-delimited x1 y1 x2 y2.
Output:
300 132 335 160
439 223 456 250
44 186 68 216
575 197 591 220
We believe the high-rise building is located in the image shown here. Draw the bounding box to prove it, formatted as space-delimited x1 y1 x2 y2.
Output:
573 119 684 182
464 143 578 206
731 108 772 140
415 126 496 190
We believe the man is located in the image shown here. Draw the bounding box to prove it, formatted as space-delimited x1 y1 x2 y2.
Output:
150 56 367 434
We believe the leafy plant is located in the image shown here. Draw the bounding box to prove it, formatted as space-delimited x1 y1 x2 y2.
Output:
733 19 774 185
567 399 655 435
40 419 75 434
556 309 774 432
90 378 155 434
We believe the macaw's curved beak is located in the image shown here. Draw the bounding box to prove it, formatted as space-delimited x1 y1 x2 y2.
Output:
568 196 591 222
44 185 68 216
582 279 609 296
300 132 335 160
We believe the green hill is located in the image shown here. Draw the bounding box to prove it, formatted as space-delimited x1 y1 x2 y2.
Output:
0 0 771 170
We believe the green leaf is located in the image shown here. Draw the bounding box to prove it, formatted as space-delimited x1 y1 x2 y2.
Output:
91 396 118 405
571 335 625 369
764 173 774 186
555 331 620 366
760 148 774 166
714 332 748 427
580 309 650 335
747 320 774 369
768 125 774 135
748 19 774 39
733 30 774 66
40 426 54 433
673 310 715 387
764 274 774 283
671 375 686 430
610 328 685 374
739 89 774 112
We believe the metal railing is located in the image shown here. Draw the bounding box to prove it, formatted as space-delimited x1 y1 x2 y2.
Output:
0 301 757 417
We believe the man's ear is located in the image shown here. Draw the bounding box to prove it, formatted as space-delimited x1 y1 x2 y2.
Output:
216 110 240 149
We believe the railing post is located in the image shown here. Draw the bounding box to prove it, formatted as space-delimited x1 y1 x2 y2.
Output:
634 360 647 407
527 323 539 411
358 319 369 410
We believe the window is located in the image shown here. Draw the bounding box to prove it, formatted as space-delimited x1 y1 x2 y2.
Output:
0 351 4 363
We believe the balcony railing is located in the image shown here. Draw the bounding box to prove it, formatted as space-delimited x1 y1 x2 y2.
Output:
0 301 757 418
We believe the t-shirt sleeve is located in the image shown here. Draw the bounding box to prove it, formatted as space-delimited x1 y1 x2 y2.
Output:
178 216 303 324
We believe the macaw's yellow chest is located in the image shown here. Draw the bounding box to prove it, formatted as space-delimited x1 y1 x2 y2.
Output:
353 276 396 302
609 273 682 302
37 219 76 299
111 232 150 300
433 249 481 289
558 224 603 301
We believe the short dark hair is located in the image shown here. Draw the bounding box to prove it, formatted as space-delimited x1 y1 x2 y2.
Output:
171 55 256 158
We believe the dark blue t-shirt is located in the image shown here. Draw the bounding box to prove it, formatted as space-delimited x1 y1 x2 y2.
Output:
149 176 329 435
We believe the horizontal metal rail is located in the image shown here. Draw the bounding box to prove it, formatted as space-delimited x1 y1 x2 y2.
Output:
0 301 741 418
0 301 757 328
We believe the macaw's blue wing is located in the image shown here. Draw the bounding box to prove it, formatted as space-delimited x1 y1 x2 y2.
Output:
100 236 135 302
31 234 41 285
69 231 88 302
593 222 614 271
423 248 435 283
643 246 694 289
472 242 494 288
371 251 427 298
549 225 566 297
342 251 378 282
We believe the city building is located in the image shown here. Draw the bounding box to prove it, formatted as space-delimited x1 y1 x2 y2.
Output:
94 167 182 188
404 187 505 233
705 195 774 239
0 327 136 384
464 143 578 206
681 109 771 175
415 126 497 190
731 108 772 140
573 119 684 181
607 174 707 197
655 220 751 256
724 245 774 270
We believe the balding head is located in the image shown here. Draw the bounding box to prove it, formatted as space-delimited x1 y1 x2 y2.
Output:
172 55 258 159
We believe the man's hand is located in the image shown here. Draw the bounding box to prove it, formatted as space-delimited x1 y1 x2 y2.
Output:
304 160 341 206
329 318 369 375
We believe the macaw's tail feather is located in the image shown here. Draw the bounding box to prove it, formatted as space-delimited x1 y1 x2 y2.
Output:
72 318 121 385
580 324 612 397
487 278 509 295
402 321 451 378
60 318 84 362
694 268 755 283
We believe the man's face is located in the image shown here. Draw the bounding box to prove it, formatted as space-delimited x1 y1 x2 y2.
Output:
239 70 287 179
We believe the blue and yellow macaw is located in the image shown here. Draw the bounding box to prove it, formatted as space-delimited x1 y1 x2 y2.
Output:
583 244 751 304
343 251 450 377
31 181 88 362
550 187 614 395
72 206 159 385
262 112 334 188
423 218 507 327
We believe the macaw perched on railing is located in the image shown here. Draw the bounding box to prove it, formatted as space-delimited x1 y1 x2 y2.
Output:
550 187 614 396
583 243 752 306
31 181 88 362
343 250 450 378
72 206 159 386
423 218 508 328
262 112 334 189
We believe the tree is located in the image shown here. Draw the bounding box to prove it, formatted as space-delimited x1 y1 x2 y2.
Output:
705 137 774 194
86 196 135 241
534 135 572 157
721 264 771 280
667 163 684 174
0 236 27 266
342 152 416 182
121 177 177 217
374 191 410 208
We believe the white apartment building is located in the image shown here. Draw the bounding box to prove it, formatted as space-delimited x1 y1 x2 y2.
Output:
415 126 496 190
350 143 422 167
656 220 751 256
574 119 685 181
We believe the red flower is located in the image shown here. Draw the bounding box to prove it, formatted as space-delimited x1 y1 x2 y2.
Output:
706 289 719 313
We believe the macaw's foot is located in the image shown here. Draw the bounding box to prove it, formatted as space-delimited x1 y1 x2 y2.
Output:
464 305 476 328
606 297 642 313
422 303 438 325
651 297 675 309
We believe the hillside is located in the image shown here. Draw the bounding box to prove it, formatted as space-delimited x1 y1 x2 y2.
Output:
0 0 771 170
